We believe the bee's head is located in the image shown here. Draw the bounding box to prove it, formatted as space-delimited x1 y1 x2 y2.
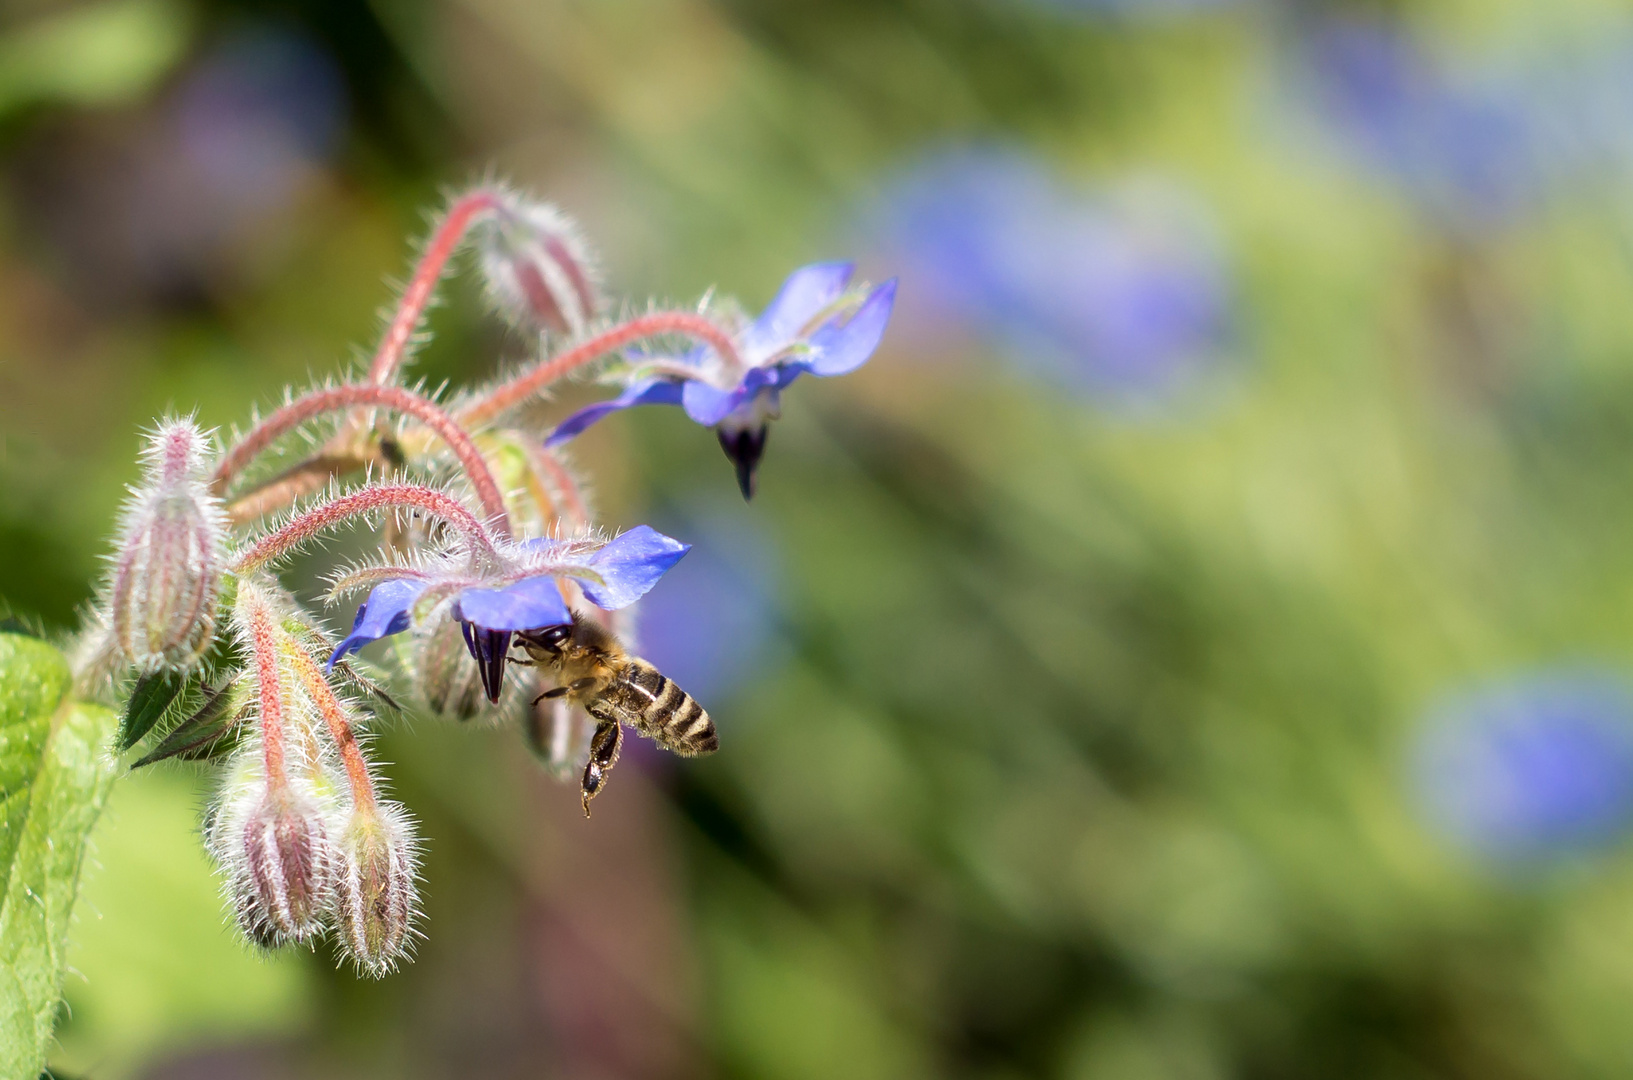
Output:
520 622 572 657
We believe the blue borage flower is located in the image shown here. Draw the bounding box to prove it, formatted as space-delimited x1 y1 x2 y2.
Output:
1411 669 1633 863
327 525 689 703
546 262 897 499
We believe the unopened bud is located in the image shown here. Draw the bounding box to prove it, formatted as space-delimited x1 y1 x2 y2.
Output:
244 788 335 943
210 760 337 947
109 420 226 668
335 801 420 977
476 192 602 337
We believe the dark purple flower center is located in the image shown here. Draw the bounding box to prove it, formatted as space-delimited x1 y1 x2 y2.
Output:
717 424 770 501
459 622 513 704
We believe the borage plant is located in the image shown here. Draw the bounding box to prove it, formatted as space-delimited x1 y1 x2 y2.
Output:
0 183 892 1076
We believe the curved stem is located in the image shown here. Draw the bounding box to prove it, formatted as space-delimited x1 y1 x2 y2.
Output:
213 384 511 534
225 454 379 527
234 485 494 574
369 188 503 385
458 311 739 427
284 638 376 814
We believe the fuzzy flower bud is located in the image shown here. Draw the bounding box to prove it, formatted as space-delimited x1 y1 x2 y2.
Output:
476 191 602 337
209 751 338 947
242 788 335 943
109 419 226 669
335 801 420 977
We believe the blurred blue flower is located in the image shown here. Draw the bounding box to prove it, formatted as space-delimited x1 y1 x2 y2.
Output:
329 526 689 703
1410 669 1633 863
634 499 781 706
548 263 896 500
171 27 347 216
871 146 1232 404
108 25 348 295
1297 19 1633 231
1301 21 1539 229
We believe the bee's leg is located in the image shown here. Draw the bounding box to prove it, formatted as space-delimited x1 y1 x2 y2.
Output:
580 718 622 818
531 678 598 707
538 677 600 699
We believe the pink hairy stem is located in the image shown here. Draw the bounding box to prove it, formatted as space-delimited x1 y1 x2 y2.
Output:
244 595 289 787
220 191 504 524
212 384 511 535
368 188 503 385
224 454 380 527
284 640 377 814
457 311 740 427
233 485 495 574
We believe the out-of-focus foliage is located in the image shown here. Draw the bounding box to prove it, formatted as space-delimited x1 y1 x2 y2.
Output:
0 631 117 1079
0 0 190 118
8 0 1633 1077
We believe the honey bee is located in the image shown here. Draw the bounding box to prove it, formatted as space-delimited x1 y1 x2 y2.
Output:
515 612 717 816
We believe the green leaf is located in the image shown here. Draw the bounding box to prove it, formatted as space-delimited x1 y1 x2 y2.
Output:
0 633 120 1079
116 668 186 752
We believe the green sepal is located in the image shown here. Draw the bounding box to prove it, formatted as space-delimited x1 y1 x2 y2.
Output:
116 667 186 751
333 660 403 719
131 677 249 768
116 587 246 755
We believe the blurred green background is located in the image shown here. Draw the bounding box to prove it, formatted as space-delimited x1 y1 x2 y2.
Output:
11 0 1633 1076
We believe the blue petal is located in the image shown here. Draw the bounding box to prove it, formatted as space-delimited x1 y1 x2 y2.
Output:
767 364 810 392
743 262 855 357
807 279 897 376
545 379 686 447
454 576 573 632
577 525 691 609
683 366 811 427
682 379 749 426
328 578 429 668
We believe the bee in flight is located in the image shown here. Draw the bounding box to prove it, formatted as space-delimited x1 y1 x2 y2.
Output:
515 612 717 816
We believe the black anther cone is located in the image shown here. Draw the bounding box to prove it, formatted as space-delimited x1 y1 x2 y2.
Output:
460 621 513 703
717 424 770 501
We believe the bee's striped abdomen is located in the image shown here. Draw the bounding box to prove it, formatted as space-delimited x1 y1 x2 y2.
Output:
600 658 718 756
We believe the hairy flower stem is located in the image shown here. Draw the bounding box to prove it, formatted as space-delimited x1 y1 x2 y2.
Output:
369 188 503 385
234 485 496 574
244 592 290 790
283 638 377 814
458 311 742 427
219 191 505 524
212 385 511 533
224 454 385 527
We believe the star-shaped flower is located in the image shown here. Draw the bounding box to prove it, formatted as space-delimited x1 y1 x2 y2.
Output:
327 525 689 702
547 262 897 498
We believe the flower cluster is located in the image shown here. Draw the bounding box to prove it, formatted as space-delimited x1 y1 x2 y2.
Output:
75 182 894 975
